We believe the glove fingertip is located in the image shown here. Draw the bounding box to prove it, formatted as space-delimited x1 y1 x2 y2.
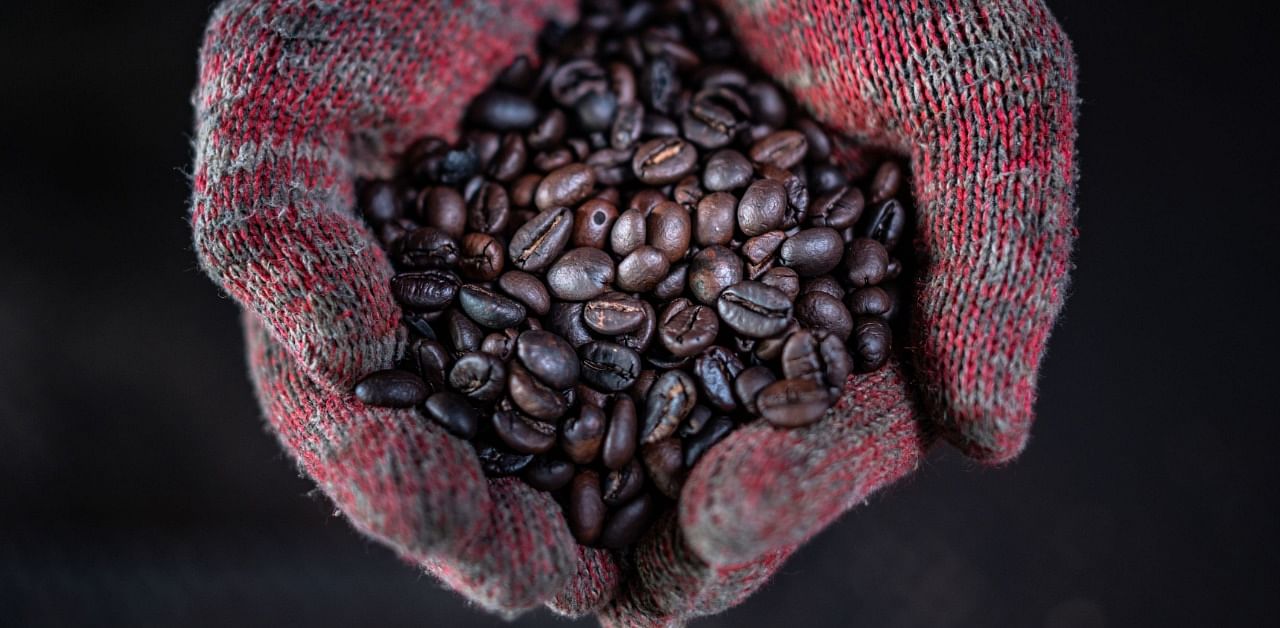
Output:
545 546 621 617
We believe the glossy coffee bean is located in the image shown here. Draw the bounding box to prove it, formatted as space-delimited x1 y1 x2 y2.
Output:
812 186 864 230
465 181 510 234
733 365 776 415
522 457 575 491
694 192 736 247
546 247 616 301
737 178 787 236
807 163 848 197
354 369 428 408
679 405 713 439
702 149 752 191
673 175 704 207
391 270 459 311
458 232 504 281
641 56 681 114
508 362 568 421
746 81 787 127
418 186 467 239
780 228 843 277
616 245 670 293
480 328 519 361
446 308 483 355
633 137 698 185
550 59 608 106
599 492 656 549
759 164 809 228
547 302 594 348
683 416 735 468
610 207 647 256
753 320 798 362
759 266 801 302
510 173 541 208
395 227 458 269
422 391 480 438
717 281 793 338
602 458 646 506
694 346 743 412
852 316 892 373
458 284 526 329
757 378 831 427
492 407 558 454
782 329 852 394
476 444 535 476
749 129 807 170
562 404 607 465
573 198 619 249
804 275 845 300
576 90 618 132
847 286 892 317
535 163 596 210
688 245 743 305
658 298 719 357
466 89 540 130
584 292 647 335
796 118 831 161
359 180 400 225
611 100 645 150
487 133 528 183
602 395 639 470
569 469 606 545
859 198 907 250
642 437 686 498
616 299 657 354
795 291 854 341
448 352 507 402
647 201 692 263
579 341 642 392
411 338 451 392
870 161 904 203
845 238 890 288
516 330 579 389
497 270 551 317
509 206 573 272
641 370 697 443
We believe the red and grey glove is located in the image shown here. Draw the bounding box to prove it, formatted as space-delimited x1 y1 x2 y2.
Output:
190 0 1077 624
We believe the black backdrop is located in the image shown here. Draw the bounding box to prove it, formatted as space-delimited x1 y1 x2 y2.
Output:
2 2 1277 626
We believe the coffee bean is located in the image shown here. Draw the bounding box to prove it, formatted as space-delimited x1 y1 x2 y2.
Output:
796 118 832 161
808 163 847 197
465 181 510 234
422 391 480 438
795 291 854 341
647 201 692 263
487 133 528 183
858 198 907 250
497 270 551 317
641 56 680 114
575 90 618 132
584 292 647 335
780 227 843 277
481 329 519 362
616 245 670 293
702 149 752 192
683 416 735 468
546 247 615 301
633 137 698 185
602 395 639 470
782 329 852 394
602 458 646 506
509 206 573 272
492 407 558 454
641 437 686 498
847 286 891 317
717 281 793 338
688 244 743 305
573 198 619 249
749 130 807 170
562 404 607 464
759 164 809 228
851 316 892 373
682 88 743 149
467 90 540 131
511 173 541 208
516 330 579 389
448 352 507 402
845 238 889 288
598 492 655 549
437 145 479 186
610 207 647 256
458 284 526 329
458 233 505 281
411 338 451 392
694 346 743 412
547 301 594 348
551 59 608 107
733 365 776 415
641 370 696 443
569 470 606 545
390 270 459 311
476 444 535 476
759 266 800 302
508 362 568 421
353 369 428 408
693 192 735 247
359 180 400 225
746 81 787 127
535 163 596 210
658 298 719 357
522 457 575 491
579 341 642 392
757 378 831 427
804 275 845 300
527 108 567 150
611 101 645 150
414 187 466 241
679 405 713 439
445 308 483 355
870 161 903 203
616 299 657 354
737 178 787 236
395 227 458 269
642 111 679 137
652 261 689 301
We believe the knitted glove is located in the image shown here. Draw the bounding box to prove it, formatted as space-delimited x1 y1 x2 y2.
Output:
599 0 1078 624
190 0 619 616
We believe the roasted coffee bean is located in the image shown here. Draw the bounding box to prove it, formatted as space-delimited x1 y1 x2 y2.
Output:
446 308 483 355
733 365 776 415
522 457 575 491
628 188 666 214
616 245 670 293
642 111 679 137
808 163 847 197
641 56 680 114
746 81 787 127
437 145 479 186
688 245 743 305
527 108 567 150
464 131 501 172
395 227 458 269
680 405 714 439
852 316 892 373
573 198 619 249
403 136 449 184
609 60 638 103
683 416 735 468
458 284 526 329
811 186 864 230
647 201 692 263
870 161 904 203
492 407 558 454
353 369 428 408
694 346 743 412
859 198 907 250
602 458 646 506
467 90 540 131
509 206 573 272
411 338 451 392
422 391 480 438
757 378 831 427
759 164 809 228
569 470 606 545
642 437 686 498
547 301 594 347
652 261 689 301
702 149 752 192
641 370 696 443
359 180 400 225
477 444 535 476
759 266 801 301
611 101 645 150
737 178 787 236
804 275 845 300
847 286 892 317
845 238 890 288
562 404 607 464
610 207 647 256
377 217 415 249
508 362 568 421
575 90 618 133
682 91 741 149
551 58 608 104
658 298 719 357
796 118 832 161
674 175 705 207
579 341 642 392
487 133 528 183
616 299 657 354
516 330 579 389
782 329 852 394
717 281 793 338
587 147 633 186
546 247 616 301
584 292 647 335
390 270 459 311
602 395 639 470
465 181 510 234
694 192 736 247
753 320 798 362
497 270 551 317
780 227 844 277
633 137 698 185
480 329 519 362
749 130 807 170
511 173 541 208
599 492 655 549
535 163 596 210
795 291 854 341
448 352 506 402
458 233 505 281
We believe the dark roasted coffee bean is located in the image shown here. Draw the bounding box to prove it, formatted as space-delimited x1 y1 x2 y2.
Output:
759 163 809 228
641 370 696 443
749 130 807 170
632 137 698 185
573 198 619 249
587 147 633 186
575 90 618 132
599 492 655 549
737 178 787 236
551 59 608 105
688 245 743 305
508 362 568 421
448 352 506 402
680 405 714 439
681 92 741 149
870 161 904 203
422 391 479 438
759 266 800 302
467 90 540 130
547 302 594 347
569 470 605 545
796 291 854 341
859 198 907 250
492 407 558 454
465 130 501 171
642 437 686 498
652 261 688 301
782 329 852 394
796 118 832 161
562 404 607 464
411 338 451 392
753 320 798 362
480 329 519 362
647 201 692 263
602 458 645 506
694 192 736 247
459 284 526 329
359 180 400 225
497 270 551 317
395 227 458 269
683 416 735 468
852 316 892 373
353 369 427 408
391 270 459 311
808 163 847 197
446 308 483 355
780 227 843 277
602 395 638 470
845 238 890 288
642 112 679 137
527 108 567 150
511 173 541 208
616 245 670 293
610 207 647 256
757 378 831 427
488 133 528 182
745 81 787 127
674 175 705 207
477 444 534 476
694 346 743 412
616 299 657 354
377 217 415 249
458 232 504 281
847 286 892 317
522 457 575 491
536 163 596 210
403 136 449 184
584 292 647 335
465 181 510 234
628 188 666 214
717 280 792 338
658 298 719 357
579 341 642 392
611 101 645 150
437 145 478 186
641 56 680 114
804 275 845 299
534 149 573 173
517 330 579 389
547 247 616 301
702 149 752 192
733 365 776 415
509 206 573 272
610 60 638 104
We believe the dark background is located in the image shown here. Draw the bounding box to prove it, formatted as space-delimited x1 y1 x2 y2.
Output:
2 2 1277 626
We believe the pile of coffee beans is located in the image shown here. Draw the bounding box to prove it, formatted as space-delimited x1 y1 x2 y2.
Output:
352 0 911 549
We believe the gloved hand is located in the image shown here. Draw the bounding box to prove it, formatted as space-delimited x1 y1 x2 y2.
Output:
597 0 1078 624
190 0 619 616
